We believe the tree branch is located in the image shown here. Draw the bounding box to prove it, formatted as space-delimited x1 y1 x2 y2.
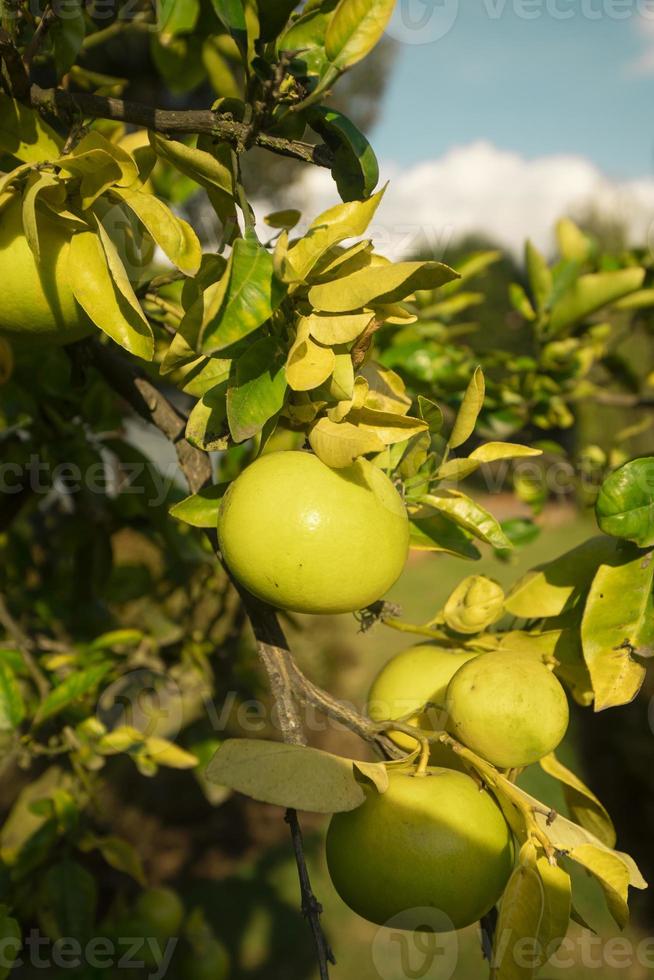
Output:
89 339 338 979
0 594 50 699
29 84 334 169
593 391 654 409
0 26 30 98
87 340 212 494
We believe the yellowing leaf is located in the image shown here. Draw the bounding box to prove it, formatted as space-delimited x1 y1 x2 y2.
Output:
505 536 620 619
303 310 373 345
556 218 592 263
325 0 396 71
525 240 552 313
21 172 65 260
539 753 615 848
581 546 652 711
206 738 386 813
469 442 542 463
568 845 631 929
286 319 336 392
68 230 154 360
112 188 201 275
308 259 458 312
549 268 645 335
148 131 233 195
449 366 485 449
309 417 384 467
144 737 198 769
286 190 384 282
345 406 427 444
0 93 63 163
422 490 512 550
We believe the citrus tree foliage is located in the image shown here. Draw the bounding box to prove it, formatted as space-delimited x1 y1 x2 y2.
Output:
0 1 652 977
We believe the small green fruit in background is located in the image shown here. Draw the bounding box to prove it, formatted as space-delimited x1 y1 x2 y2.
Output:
445 650 569 768
181 938 230 980
367 643 477 765
326 768 513 930
218 451 409 614
136 887 184 938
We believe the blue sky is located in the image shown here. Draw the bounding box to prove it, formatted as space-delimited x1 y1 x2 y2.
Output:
372 2 654 178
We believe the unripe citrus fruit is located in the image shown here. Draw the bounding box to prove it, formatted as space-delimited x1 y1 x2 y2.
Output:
367 644 477 764
218 451 409 614
181 939 230 980
326 768 513 929
135 887 184 937
0 196 91 342
445 650 569 769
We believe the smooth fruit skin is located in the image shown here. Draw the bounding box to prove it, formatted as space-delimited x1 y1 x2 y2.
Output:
445 651 570 769
0 196 91 342
218 451 409 614
135 887 184 937
326 768 514 930
368 644 478 753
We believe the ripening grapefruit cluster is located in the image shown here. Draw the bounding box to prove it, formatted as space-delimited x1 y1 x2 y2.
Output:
218 449 570 931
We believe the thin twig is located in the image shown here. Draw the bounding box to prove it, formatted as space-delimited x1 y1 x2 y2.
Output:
0 26 30 98
0 595 50 699
22 2 55 71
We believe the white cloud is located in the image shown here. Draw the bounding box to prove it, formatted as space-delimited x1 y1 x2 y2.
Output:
260 141 654 260
625 12 654 76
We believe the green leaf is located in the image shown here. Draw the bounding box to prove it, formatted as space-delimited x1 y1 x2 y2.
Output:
186 384 229 451
0 908 20 980
210 0 248 59
309 417 385 467
325 0 396 71
525 240 552 313
112 187 201 276
417 396 443 433
549 268 645 335
505 536 621 619
408 514 480 559
51 0 86 78
308 259 458 312
421 491 512 550
448 366 484 449
0 92 63 163
581 545 652 711
40 860 96 941
509 282 536 321
539 753 616 848
227 336 287 441
170 484 227 528
88 630 143 651
35 663 111 725
308 105 379 201
596 457 654 548
443 575 504 634
159 0 201 35
0 662 24 731
264 208 301 230
258 0 298 40
79 834 146 885
199 239 284 353
68 230 154 360
206 738 387 812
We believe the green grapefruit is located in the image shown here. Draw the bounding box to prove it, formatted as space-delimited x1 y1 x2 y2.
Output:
367 644 477 765
445 650 569 769
217 451 409 614
0 196 91 342
326 767 513 930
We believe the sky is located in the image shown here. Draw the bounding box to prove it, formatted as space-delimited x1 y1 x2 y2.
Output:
283 2 654 258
